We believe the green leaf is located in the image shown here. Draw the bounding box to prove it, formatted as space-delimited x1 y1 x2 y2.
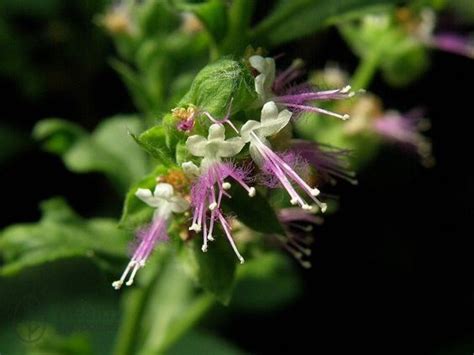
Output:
177 0 228 42
180 59 257 117
27 329 93 355
109 59 155 114
0 198 129 276
33 119 86 154
182 236 237 305
223 184 285 235
131 125 173 165
252 0 399 46
34 116 148 192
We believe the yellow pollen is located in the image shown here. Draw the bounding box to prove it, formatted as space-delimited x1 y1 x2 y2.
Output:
158 170 189 192
171 106 196 121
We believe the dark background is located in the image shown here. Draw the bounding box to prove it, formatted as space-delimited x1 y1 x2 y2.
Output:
1 2 473 355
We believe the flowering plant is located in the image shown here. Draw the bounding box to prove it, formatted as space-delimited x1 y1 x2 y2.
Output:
1 0 470 353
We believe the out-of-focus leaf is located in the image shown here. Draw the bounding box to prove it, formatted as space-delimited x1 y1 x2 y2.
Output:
110 59 155 114
136 0 180 38
0 259 121 355
34 115 148 191
114 251 214 355
231 253 302 311
27 329 93 355
33 119 86 154
341 15 430 87
252 0 399 46
223 185 285 235
182 236 237 305
0 198 129 276
177 0 228 42
168 331 246 355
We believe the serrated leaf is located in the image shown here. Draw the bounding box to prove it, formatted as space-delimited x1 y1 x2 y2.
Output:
0 198 129 276
253 0 399 46
223 184 285 235
34 116 148 192
182 236 237 305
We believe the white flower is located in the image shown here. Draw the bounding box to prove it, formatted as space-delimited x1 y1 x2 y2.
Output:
249 55 275 102
181 161 201 178
186 123 245 169
240 101 292 165
136 183 189 219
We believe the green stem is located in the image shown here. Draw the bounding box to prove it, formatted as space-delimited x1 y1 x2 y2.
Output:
113 270 159 355
221 0 255 55
351 51 381 91
157 294 215 353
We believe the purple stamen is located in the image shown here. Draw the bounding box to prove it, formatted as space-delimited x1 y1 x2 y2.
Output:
112 217 168 289
189 162 254 260
250 132 327 212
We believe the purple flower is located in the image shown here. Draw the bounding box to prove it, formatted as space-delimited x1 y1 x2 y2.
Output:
373 110 432 163
275 208 323 268
431 32 474 58
187 162 254 263
241 102 327 212
112 216 168 289
113 183 189 289
172 106 197 132
290 140 357 185
184 123 255 262
249 55 354 120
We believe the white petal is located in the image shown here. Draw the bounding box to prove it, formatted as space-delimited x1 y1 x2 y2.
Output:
240 120 261 142
249 55 273 75
169 196 190 213
258 105 292 138
207 123 226 141
153 183 174 199
260 101 280 123
249 56 275 101
186 135 208 157
249 55 265 71
182 161 200 177
135 188 160 207
249 142 265 167
216 137 245 157
254 74 267 99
